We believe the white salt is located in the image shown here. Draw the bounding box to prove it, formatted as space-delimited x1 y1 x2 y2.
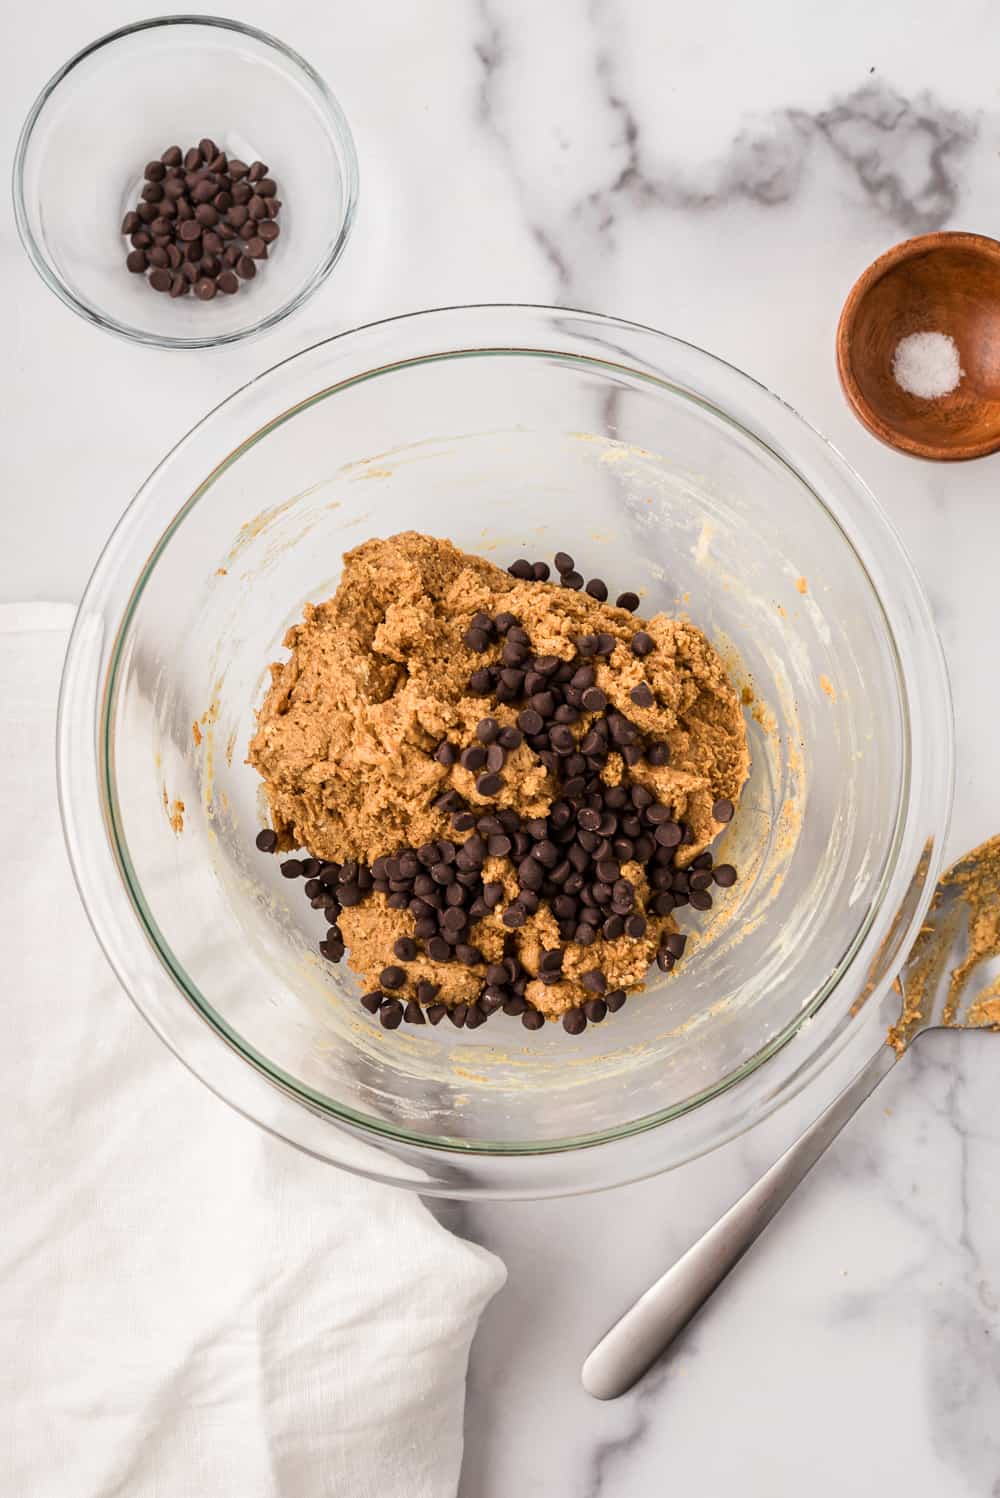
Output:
891 331 963 399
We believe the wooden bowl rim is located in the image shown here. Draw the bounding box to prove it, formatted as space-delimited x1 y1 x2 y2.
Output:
836 230 1000 462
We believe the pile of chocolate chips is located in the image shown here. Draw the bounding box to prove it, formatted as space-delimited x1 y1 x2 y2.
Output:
121 139 281 300
256 551 738 1035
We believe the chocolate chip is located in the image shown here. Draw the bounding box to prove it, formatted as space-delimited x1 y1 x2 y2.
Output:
517 708 543 735
279 859 302 878
562 1008 587 1035
465 1003 487 1029
665 933 687 958
393 937 417 961
654 822 682 847
255 828 278 853
448 1004 468 1028
690 890 713 911
616 592 640 611
625 913 647 938
361 992 383 1013
577 692 605 720
498 726 523 751
468 668 493 695
646 742 671 766
476 717 500 743
427 1003 447 1025
585 578 608 601
460 746 487 772
404 1001 426 1024
713 864 737 887
508 558 533 579
379 1000 403 1029
522 1009 545 1030
631 631 655 657
630 683 655 708
560 571 584 590
194 277 217 300
464 626 490 651
476 772 504 797
606 989 627 1012
581 970 607 994
713 798 735 823
583 997 607 1022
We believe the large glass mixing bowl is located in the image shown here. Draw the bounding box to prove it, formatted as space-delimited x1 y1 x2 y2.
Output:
58 306 953 1198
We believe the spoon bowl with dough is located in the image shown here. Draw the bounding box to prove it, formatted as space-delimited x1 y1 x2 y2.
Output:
583 835 1000 1399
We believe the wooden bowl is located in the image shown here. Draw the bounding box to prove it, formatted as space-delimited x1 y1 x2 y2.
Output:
836 231 1000 461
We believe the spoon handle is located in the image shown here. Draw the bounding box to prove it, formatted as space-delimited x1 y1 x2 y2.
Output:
581 1043 898 1400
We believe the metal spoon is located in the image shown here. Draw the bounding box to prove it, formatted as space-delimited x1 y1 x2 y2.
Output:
582 838 1000 1401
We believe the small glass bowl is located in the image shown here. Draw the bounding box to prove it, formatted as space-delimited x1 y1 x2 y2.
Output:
12 16 358 349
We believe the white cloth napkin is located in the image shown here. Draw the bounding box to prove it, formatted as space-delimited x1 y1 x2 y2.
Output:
0 604 504 1498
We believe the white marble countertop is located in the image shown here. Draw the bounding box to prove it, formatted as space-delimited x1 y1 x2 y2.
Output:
6 2 1000 1493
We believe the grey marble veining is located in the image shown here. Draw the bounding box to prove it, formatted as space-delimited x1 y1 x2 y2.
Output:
5 1 1000 1494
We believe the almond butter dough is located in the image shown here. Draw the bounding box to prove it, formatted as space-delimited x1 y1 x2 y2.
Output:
249 532 749 1016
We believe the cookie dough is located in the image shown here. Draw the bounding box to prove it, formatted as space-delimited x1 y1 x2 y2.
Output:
249 532 749 1017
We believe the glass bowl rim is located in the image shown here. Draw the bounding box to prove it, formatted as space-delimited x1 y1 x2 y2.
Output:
57 304 955 1193
11 13 360 351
